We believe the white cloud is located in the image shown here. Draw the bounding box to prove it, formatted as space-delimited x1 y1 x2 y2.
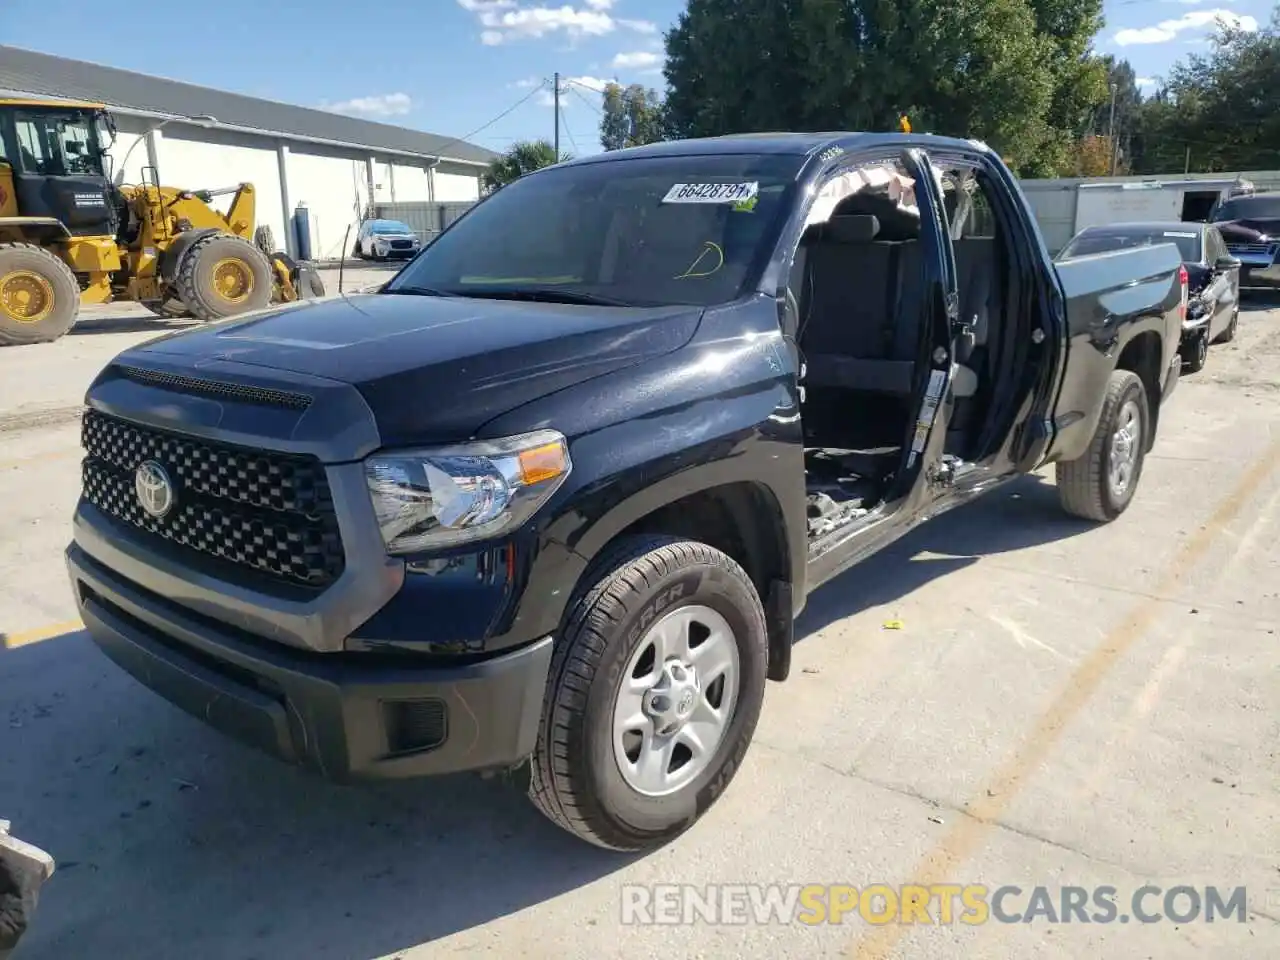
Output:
612 50 661 69
1113 8 1258 45
509 76 541 88
319 92 412 118
618 17 658 33
463 2 613 44
457 0 657 45
537 74 615 106
566 74 614 92
1136 76 1157 87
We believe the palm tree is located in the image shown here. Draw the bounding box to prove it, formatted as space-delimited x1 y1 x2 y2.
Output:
482 139 571 192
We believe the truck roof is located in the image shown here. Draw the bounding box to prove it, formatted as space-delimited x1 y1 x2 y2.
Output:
1076 221 1207 234
557 132 991 167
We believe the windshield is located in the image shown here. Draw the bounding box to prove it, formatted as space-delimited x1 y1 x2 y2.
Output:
1211 196 1280 222
371 220 414 234
384 154 803 308
1061 227 1201 262
13 110 104 177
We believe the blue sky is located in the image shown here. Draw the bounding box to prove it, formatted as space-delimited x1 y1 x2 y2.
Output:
1 0 1273 157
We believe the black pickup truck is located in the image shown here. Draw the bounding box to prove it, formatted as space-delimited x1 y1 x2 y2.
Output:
65 133 1187 852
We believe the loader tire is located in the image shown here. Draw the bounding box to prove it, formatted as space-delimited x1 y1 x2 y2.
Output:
174 233 274 322
253 225 275 257
0 242 81 346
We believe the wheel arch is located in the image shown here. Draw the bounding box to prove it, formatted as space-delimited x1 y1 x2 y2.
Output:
1114 329 1163 451
557 477 798 683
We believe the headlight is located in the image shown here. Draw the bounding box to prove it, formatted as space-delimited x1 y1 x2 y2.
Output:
364 430 571 553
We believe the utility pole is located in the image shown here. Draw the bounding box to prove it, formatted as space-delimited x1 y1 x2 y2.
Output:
1107 83 1118 176
1185 145 1191 174
553 72 560 159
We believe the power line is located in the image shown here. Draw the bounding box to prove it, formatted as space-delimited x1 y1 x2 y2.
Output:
561 115 580 153
565 82 604 116
429 81 551 160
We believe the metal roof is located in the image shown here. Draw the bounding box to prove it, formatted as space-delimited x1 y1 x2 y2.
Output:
0 45 498 167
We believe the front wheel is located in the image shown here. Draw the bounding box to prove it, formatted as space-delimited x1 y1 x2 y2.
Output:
527 535 769 851
1056 369 1150 522
174 233 274 322
1216 306 1239 343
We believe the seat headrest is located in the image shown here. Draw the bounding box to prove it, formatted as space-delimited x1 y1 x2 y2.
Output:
832 190 920 240
801 213 880 246
826 214 880 244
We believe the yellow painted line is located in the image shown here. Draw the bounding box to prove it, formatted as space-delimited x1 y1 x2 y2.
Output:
2 619 83 650
849 436 1280 960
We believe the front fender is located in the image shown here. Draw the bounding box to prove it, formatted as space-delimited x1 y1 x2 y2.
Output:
157 227 221 284
483 299 809 625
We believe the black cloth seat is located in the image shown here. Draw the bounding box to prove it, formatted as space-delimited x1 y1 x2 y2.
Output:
798 212 922 397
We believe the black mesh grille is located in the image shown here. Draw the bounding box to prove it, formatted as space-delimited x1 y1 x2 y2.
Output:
80 409 344 590
114 365 313 410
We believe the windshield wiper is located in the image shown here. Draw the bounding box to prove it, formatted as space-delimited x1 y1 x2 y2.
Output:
452 288 636 307
381 285 456 298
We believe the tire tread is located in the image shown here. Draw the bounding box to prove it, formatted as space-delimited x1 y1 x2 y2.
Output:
174 233 273 322
1056 369 1146 522
0 241 81 346
527 534 764 851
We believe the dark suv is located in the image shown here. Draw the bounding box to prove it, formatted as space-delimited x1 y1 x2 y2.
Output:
1210 192 1280 292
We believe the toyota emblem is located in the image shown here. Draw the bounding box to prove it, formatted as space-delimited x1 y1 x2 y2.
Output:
135 460 176 519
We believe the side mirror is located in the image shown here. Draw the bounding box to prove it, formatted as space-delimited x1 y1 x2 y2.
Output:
1214 255 1240 272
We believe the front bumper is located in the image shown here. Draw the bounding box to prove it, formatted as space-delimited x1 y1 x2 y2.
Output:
66 542 553 781
1229 250 1280 288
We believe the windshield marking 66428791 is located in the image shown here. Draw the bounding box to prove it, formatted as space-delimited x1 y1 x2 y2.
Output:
662 182 760 204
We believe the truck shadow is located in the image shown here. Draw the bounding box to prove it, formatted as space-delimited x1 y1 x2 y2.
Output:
4 472 1087 959
795 472 1091 639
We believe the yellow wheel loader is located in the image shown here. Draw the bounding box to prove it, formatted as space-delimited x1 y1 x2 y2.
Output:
0 98 325 346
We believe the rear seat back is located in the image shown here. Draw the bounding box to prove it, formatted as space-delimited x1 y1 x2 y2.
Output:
799 212 922 397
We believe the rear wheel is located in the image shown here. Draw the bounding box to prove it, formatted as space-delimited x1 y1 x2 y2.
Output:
253 224 275 258
527 535 768 851
1056 369 1149 522
174 233 274 322
0 242 81 346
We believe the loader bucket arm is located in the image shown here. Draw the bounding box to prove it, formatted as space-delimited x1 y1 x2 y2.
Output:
160 183 256 239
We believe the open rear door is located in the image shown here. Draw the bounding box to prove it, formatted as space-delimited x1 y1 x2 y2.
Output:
897 148 962 499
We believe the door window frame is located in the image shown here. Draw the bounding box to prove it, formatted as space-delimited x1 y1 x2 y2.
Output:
920 145 1060 467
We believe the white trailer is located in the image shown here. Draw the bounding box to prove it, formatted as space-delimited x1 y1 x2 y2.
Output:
1018 175 1255 254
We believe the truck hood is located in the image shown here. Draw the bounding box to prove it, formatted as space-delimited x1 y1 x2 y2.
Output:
129 293 704 445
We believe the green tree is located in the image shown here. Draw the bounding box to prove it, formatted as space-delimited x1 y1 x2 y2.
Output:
482 139 570 192
1149 10 1280 172
600 83 669 151
662 0 1112 176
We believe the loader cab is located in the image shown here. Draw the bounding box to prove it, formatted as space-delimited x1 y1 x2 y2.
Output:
0 102 116 238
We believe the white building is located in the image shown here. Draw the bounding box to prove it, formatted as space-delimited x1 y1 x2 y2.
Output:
0 45 496 260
